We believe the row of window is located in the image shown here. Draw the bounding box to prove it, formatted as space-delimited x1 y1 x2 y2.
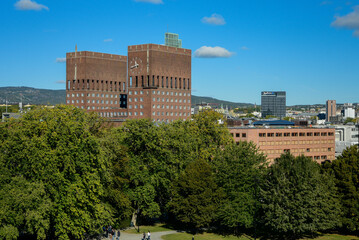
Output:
151 112 188 117
261 148 332 153
128 97 190 103
129 75 190 90
68 79 125 92
258 132 334 137
129 90 190 97
258 140 335 145
67 93 121 98
67 100 126 105
99 112 127 117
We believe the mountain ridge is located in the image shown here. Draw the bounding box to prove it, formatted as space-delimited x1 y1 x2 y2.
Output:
0 86 253 108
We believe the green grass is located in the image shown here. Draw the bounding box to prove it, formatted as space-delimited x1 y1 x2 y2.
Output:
124 225 359 240
301 234 359 240
161 232 359 240
124 224 174 234
162 232 251 240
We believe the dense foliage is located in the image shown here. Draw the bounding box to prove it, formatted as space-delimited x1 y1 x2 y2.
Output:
323 145 359 233
0 106 112 239
260 154 341 239
1 106 358 239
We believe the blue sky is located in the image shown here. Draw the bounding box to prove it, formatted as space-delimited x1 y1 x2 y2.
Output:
1 0 359 105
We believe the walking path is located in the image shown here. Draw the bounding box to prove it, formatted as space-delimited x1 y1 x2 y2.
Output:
104 231 177 240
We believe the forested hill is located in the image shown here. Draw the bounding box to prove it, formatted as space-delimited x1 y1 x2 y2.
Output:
0 87 66 105
0 86 253 108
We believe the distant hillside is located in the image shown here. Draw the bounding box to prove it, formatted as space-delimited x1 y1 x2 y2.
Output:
0 86 253 108
191 96 254 109
0 87 66 105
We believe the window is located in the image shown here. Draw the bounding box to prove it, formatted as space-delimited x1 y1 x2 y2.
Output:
267 133 274 137
242 133 246 138
276 133 282 137
236 133 240 137
299 133 305 136
284 133 290 137
259 133 266 137
314 132 320 136
328 132 334 136
321 132 327 136
307 132 313 136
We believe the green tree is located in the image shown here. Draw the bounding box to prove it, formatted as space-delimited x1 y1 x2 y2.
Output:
260 154 341 239
0 105 112 240
323 145 359 232
169 158 223 230
213 141 267 234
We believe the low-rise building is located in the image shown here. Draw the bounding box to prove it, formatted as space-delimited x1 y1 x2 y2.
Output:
229 125 335 163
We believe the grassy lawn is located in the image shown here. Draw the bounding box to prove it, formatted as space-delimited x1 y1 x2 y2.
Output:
124 225 359 240
124 224 174 234
161 232 359 240
301 234 359 240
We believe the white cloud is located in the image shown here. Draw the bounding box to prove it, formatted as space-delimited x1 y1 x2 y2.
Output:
331 6 359 37
201 14 226 25
55 80 65 84
241 46 249 50
56 58 66 63
14 0 49 11
194 46 234 58
134 0 163 4
104 39 113 42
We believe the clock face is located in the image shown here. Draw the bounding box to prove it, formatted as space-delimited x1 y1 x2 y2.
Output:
129 57 143 75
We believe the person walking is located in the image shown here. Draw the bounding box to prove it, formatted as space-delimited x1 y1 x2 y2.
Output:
142 232 146 240
116 230 120 240
147 230 151 240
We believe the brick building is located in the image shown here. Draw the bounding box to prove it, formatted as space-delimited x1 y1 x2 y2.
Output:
66 50 128 119
66 42 192 123
229 127 335 163
127 44 191 122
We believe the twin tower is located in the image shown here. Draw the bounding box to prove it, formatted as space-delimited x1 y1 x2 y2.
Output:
66 34 191 124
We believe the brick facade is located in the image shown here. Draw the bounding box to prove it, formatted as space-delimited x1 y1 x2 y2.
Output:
66 44 192 123
127 44 192 122
229 127 336 163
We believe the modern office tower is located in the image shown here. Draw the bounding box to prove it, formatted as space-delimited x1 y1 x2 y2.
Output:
261 91 286 118
165 32 182 48
66 49 128 119
326 100 336 122
127 44 192 122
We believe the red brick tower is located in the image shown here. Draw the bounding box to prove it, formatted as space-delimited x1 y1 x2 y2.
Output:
127 44 192 122
66 48 128 119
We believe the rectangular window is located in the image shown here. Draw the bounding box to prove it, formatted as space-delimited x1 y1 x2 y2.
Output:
242 133 246 138
236 133 240 137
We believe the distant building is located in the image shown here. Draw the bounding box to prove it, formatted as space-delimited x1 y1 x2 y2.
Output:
335 124 359 157
229 126 335 163
326 100 336 122
342 103 355 119
165 32 182 48
261 91 286 118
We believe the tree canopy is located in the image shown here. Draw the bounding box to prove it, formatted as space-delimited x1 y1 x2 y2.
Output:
260 154 341 239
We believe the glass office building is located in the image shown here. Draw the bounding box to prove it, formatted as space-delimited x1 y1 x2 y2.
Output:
261 91 286 118
165 32 182 48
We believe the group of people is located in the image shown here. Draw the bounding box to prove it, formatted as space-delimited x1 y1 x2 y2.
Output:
141 231 151 240
103 225 120 240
